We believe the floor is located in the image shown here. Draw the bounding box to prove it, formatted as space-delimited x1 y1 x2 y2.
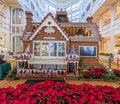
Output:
0 78 119 88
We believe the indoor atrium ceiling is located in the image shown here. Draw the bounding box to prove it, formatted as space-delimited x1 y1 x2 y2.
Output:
18 0 82 22
44 0 81 8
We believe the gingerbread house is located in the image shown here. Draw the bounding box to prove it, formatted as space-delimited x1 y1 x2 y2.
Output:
18 10 100 77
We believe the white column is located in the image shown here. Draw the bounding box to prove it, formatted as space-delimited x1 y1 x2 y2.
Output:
5 33 10 51
111 7 116 26
10 35 13 52
99 16 104 30
14 36 16 52
110 35 116 53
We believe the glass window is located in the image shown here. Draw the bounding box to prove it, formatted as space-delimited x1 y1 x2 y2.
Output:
93 0 96 3
16 27 19 33
16 9 23 24
12 37 15 52
12 8 23 24
12 9 16 24
79 46 97 57
58 43 65 56
34 42 40 56
31 3 35 11
42 42 49 56
20 27 23 33
86 3 90 12
49 42 57 56
12 33 23 52
12 27 15 33
33 41 66 57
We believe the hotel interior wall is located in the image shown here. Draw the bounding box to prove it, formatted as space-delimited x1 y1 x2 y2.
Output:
0 3 11 53
79 0 120 54
0 0 26 53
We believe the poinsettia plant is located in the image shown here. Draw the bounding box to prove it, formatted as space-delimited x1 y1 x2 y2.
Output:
0 81 120 104
113 69 120 77
83 67 107 79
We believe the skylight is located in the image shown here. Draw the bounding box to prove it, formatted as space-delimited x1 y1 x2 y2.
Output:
17 0 82 22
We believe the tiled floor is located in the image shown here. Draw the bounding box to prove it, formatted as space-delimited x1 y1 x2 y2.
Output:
0 78 119 88
66 80 119 88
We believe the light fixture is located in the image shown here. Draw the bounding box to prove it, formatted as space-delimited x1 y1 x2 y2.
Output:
18 15 22 18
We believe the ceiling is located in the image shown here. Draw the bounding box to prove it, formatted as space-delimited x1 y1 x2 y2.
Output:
42 0 81 8
17 0 82 22
1 0 20 7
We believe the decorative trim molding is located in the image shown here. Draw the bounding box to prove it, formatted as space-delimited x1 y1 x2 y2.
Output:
29 13 69 41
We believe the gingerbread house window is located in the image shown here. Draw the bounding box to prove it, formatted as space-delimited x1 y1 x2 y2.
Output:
33 41 66 57
57 15 68 23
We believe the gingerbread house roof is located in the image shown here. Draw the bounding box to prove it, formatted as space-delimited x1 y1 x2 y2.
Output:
60 23 100 42
22 13 69 41
22 12 100 42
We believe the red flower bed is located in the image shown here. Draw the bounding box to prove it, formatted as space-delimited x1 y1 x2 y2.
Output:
0 81 120 104
83 68 107 79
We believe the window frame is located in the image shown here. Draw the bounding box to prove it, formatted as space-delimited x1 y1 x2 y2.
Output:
78 46 97 57
33 40 66 58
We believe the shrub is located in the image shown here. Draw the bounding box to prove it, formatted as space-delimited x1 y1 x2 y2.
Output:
100 53 113 56
103 72 119 81
78 57 83 67
79 67 120 81
6 70 19 80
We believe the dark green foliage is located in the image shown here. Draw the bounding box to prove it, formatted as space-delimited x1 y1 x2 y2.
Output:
8 51 13 55
78 57 83 67
103 72 119 81
6 70 19 80
100 53 113 56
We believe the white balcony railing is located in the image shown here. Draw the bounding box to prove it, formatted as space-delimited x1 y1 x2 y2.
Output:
100 19 120 36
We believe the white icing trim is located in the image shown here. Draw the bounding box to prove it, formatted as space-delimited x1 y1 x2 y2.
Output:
29 15 69 41
44 26 55 33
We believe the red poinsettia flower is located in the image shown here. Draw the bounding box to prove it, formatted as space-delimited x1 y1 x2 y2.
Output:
0 81 120 104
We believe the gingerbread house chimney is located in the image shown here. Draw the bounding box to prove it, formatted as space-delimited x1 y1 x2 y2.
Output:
86 17 93 23
56 9 69 23
25 11 33 32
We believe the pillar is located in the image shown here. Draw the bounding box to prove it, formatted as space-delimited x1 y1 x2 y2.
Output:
110 35 116 53
111 7 116 26
99 17 104 30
